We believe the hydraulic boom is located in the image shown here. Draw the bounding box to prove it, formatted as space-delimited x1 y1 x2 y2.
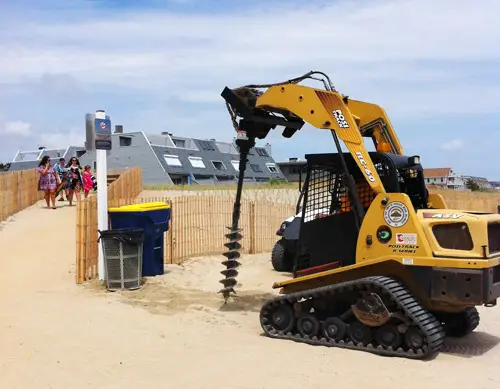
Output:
219 71 401 301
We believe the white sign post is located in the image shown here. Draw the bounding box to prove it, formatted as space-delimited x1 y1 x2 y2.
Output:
94 110 112 281
96 148 108 280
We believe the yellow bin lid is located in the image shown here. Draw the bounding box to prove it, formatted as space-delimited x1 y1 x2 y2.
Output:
108 201 170 213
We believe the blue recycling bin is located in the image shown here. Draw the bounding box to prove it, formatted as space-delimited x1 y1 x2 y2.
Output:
108 202 171 277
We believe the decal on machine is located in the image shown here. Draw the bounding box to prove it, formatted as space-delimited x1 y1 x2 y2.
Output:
388 244 419 254
332 109 350 128
402 258 414 265
422 212 464 219
355 152 376 182
396 233 417 245
384 201 409 228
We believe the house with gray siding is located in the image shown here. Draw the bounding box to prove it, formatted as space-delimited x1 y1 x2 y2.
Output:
7 128 285 186
8 145 86 172
277 158 307 182
80 128 285 186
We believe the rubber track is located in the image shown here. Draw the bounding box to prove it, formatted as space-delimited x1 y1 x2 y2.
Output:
462 307 480 335
259 276 446 359
443 307 480 337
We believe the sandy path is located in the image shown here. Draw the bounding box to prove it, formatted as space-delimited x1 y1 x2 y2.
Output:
1 203 500 388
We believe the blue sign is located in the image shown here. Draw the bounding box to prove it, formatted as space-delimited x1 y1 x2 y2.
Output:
95 117 112 150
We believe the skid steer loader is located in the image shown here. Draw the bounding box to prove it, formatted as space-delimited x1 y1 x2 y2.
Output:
219 71 500 360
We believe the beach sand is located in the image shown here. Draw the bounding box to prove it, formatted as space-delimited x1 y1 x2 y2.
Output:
1 202 500 389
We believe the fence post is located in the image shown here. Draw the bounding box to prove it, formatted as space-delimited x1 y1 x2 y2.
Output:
249 201 256 254
168 199 174 263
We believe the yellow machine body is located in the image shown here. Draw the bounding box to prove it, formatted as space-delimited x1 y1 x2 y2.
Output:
272 192 500 313
250 85 500 311
220 73 500 359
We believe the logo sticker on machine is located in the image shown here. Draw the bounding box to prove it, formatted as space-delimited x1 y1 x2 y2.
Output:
355 152 376 183
384 201 409 228
332 109 350 128
396 233 417 245
422 212 464 219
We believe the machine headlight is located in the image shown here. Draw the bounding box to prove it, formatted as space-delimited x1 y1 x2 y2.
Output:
408 155 420 165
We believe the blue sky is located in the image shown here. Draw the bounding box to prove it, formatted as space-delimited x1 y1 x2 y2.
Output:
0 0 499 179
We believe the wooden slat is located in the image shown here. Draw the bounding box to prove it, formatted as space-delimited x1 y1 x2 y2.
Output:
0 168 44 222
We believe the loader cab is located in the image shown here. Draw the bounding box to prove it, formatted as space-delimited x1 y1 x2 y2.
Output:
293 151 427 275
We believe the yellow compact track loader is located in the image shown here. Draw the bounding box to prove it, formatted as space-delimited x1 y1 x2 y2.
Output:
219 71 500 360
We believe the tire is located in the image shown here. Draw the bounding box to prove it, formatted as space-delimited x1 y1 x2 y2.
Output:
271 240 292 272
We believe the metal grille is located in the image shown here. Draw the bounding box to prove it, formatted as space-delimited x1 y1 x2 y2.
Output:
488 222 500 254
303 166 344 222
102 235 143 291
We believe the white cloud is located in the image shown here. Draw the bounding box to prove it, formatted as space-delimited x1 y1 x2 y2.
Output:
0 0 500 178
41 127 85 149
0 120 32 136
0 0 499 108
441 139 465 151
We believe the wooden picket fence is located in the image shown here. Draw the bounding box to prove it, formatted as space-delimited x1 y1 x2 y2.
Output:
76 189 295 283
428 186 500 213
76 168 143 284
0 169 44 222
135 196 296 264
74 173 500 284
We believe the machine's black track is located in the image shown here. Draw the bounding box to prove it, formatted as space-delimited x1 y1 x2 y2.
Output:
440 307 480 338
259 276 446 359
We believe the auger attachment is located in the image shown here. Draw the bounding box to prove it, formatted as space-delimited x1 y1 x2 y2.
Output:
219 227 243 299
218 130 255 302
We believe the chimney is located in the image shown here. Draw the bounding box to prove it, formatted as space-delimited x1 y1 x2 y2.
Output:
265 142 272 157
114 125 123 134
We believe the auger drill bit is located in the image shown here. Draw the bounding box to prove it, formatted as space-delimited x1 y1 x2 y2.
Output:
219 130 255 302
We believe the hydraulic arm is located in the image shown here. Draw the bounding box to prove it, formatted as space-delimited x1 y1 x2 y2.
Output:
218 71 400 301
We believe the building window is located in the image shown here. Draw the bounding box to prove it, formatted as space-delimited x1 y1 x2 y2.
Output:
172 139 186 148
231 160 240 171
266 163 279 173
188 156 205 169
199 140 216 151
164 154 182 167
119 136 132 146
211 160 226 170
255 148 269 157
250 164 263 172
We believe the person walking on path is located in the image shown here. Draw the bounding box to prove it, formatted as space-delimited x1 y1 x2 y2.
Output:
66 157 83 206
38 156 60 209
53 157 68 201
82 165 94 199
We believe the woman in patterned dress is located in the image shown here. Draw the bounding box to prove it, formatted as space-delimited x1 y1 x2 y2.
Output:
38 156 60 209
66 157 84 206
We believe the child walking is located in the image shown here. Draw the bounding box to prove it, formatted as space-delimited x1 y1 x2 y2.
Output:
82 165 94 198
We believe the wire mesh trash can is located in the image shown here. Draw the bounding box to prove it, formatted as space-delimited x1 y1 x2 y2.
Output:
108 202 171 277
98 228 145 291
